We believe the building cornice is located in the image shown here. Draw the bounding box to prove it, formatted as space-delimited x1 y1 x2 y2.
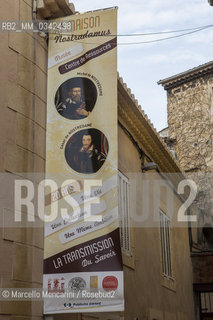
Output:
118 75 194 203
158 61 213 90
36 0 75 19
118 75 183 174
117 75 193 202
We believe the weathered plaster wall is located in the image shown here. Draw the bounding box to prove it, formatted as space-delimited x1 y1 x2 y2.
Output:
116 123 195 320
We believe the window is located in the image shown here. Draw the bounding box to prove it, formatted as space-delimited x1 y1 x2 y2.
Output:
200 292 213 314
118 171 130 255
160 210 172 278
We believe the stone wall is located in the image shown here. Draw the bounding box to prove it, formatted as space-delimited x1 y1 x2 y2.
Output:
167 73 213 247
0 1 46 319
0 1 77 319
167 74 213 172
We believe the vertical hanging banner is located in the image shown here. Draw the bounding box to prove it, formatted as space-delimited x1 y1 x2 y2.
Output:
43 8 124 314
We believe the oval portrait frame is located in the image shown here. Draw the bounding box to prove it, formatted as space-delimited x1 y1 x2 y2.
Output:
55 77 97 120
64 128 109 174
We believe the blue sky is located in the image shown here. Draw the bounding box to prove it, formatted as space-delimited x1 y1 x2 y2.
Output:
70 0 213 130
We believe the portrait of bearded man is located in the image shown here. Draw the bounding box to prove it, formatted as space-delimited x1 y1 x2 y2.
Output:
55 77 97 121
57 86 89 120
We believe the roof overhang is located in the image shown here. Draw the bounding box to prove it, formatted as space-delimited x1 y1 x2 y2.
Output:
118 76 183 174
158 61 213 90
118 75 191 199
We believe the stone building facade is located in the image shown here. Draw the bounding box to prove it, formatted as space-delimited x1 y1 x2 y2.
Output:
159 63 213 173
159 62 213 319
0 1 74 320
158 62 213 250
0 1 196 319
